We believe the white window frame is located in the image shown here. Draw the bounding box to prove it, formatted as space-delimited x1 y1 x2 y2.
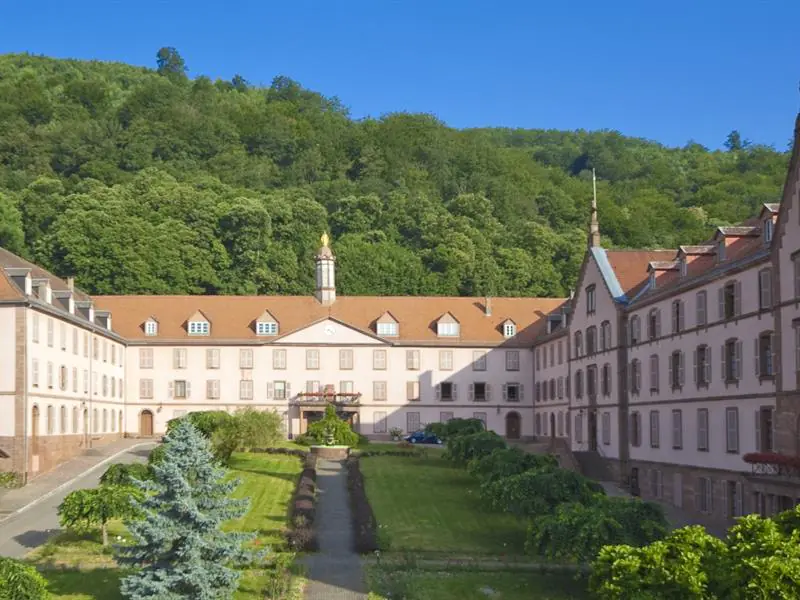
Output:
145 320 158 336
373 349 387 370
239 348 254 369
725 407 739 453
436 321 460 337
505 350 520 371
503 322 516 337
188 321 210 336
377 322 398 336
256 321 278 336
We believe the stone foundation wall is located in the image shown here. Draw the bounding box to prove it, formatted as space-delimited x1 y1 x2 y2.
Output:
26 432 122 479
628 459 758 534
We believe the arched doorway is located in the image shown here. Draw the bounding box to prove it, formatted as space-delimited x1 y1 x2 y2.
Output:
550 413 556 439
140 410 154 437
31 405 40 454
505 412 521 440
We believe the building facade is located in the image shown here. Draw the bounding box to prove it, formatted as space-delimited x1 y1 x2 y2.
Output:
532 115 800 530
0 241 563 483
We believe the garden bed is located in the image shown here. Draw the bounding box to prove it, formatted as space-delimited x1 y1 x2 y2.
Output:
286 452 319 551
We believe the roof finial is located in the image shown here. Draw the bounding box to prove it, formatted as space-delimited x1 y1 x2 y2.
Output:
321 232 330 248
589 169 601 248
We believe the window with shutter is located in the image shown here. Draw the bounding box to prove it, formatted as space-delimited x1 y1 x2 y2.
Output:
473 351 487 371
406 381 420 401
340 349 354 370
696 291 707 327
650 355 659 392
373 412 388 434
649 410 660 448
306 350 320 370
697 408 709 451
239 349 253 369
406 349 420 370
373 381 387 401
672 409 683 449
505 351 520 371
273 349 286 370
725 407 739 453
373 350 387 370
439 351 453 371
759 269 772 309
140 348 153 369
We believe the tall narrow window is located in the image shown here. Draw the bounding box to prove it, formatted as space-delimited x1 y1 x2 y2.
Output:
586 285 596 314
505 351 520 371
239 349 253 369
672 409 683 449
725 407 739 453
373 350 387 370
340 349 354 370
756 332 775 378
306 350 320 370
649 410 660 448
759 269 772 310
406 350 420 370
697 408 709 451
649 354 660 392
669 351 684 390
724 339 741 382
574 331 583 357
586 326 597 355
671 300 684 334
648 309 661 340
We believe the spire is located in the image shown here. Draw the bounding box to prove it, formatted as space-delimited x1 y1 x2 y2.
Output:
589 168 601 248
315 232 336 305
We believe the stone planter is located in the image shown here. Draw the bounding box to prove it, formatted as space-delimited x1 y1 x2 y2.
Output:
310 445 350 460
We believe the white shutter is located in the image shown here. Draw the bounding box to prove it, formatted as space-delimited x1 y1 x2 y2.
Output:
668 356 673 389
721 345 726 380
705 346 712 383
755 410 761 452
734 281 742 316
771 334 778 375
693 349 698 384
760 271 771 308
655 311 661 337
754 338 760 377
636 363 642 392
502 384 508 401
186 382 191 398
468 384 474 402
672 306 677 334
452 384 458 401
519 385 524 401
736 482 743 516
168 381 174 398
486 384 492 402
679 352 685 386
735 341 743 380
285 382 291 399
718 288 725 320
679 303 685 332
435 384 441 401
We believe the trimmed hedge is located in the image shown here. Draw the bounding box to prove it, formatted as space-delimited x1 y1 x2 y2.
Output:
250 447 309 459
286 460 319 552
345 455 379 553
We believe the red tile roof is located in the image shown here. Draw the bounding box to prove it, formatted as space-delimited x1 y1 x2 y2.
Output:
93 295 567 346
604 250 677 296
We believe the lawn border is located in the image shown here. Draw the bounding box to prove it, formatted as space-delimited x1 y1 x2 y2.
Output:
283 451 319 552
345 455 379 554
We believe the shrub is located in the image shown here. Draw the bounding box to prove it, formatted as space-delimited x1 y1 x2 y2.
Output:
467 447 557 483
231 407 283 449
0 472 20 488
287 466 318 552
147 444 166 466
58 485 143 546
425 417 484 441
481 466 604 517
305 405 359 447
526 496 667 561
444 430 506 465
590 526 727 599
293 434 314 446
99 462 152 486
166 410 233 438
0 557 48 600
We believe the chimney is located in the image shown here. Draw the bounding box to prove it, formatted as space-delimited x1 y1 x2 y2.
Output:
66 276 75 291
484 296 492 316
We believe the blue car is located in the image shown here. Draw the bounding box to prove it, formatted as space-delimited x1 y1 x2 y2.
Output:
404 430 443 445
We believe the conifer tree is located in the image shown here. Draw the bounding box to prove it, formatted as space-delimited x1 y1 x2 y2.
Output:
116 420 255 600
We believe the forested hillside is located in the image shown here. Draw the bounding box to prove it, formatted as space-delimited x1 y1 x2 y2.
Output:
0 50 788 297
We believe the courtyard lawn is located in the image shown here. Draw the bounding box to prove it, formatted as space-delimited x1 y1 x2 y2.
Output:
361 454 526 555
367 568 590 600
28 452 304 599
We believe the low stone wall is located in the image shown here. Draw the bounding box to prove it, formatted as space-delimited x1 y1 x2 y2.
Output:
310 445 350 460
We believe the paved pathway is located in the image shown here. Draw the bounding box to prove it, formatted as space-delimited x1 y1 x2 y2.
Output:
303 459 367 600
0 439 155 558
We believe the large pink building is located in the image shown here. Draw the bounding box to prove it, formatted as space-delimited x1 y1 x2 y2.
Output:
533 115 800 529
0 239 563 483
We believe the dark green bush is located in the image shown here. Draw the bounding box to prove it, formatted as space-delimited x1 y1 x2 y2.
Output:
467 446 557 483
526 496 667 561
147 444 166 466
444 430 506 465
0 557 48 599
166 410 233 438
100 462 152 486
481 466 604 517
293 434 314 446
305 405 359 447
425 417 484 441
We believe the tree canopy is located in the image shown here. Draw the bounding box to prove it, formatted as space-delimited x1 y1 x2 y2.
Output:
0 52 788 297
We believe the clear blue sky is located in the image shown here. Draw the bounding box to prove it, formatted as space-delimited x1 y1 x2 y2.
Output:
2 0 798 149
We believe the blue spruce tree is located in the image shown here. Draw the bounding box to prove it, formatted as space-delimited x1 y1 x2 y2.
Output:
117 419 255 599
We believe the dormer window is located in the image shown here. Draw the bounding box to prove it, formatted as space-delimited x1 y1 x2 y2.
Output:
188 321 210 336
144 321 158 336
503 321 517 338
437 322 459 337
256 321 278 336
649 271 656 289
718 240 726 262
377 322 398 336
679 258 687 278
764 219 773 244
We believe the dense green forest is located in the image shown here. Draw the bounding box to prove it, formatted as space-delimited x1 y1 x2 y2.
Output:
0 50 789 297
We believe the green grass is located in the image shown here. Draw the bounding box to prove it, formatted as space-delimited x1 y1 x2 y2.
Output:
29 452 304 599
361 454 526 555
367 568 590 600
